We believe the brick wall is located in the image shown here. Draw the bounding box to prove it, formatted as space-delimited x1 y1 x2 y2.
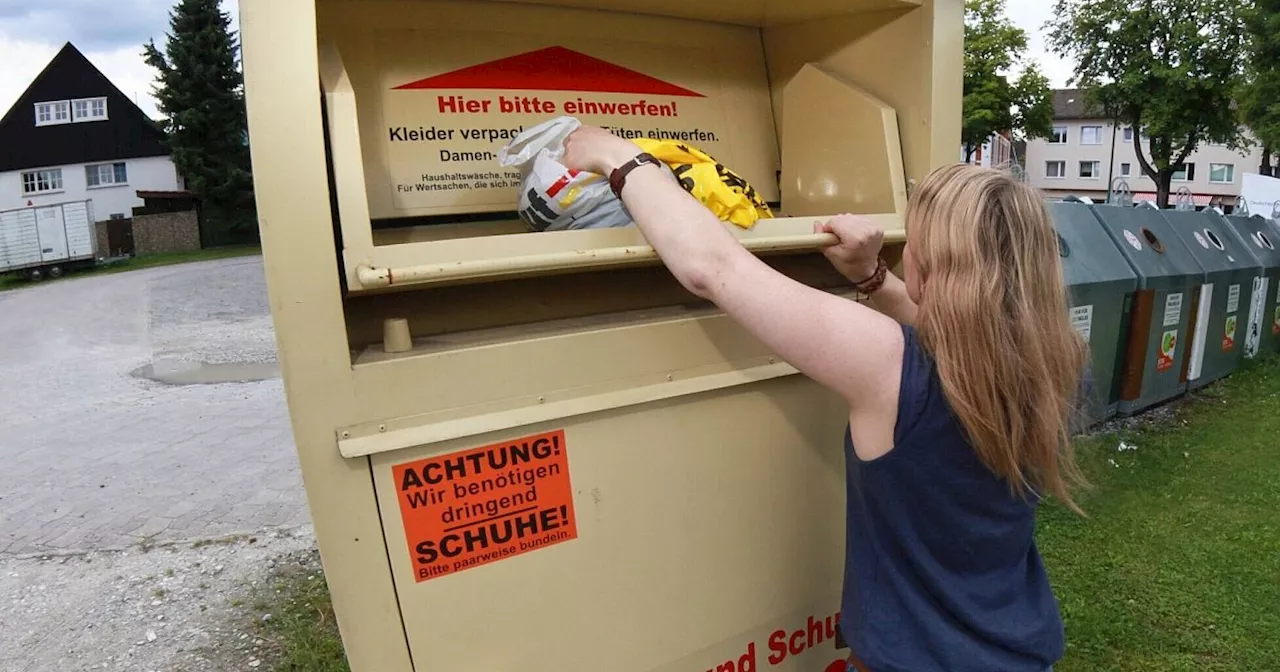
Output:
133 211 200 256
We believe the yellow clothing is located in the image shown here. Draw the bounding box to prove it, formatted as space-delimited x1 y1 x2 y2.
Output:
630 138 773 229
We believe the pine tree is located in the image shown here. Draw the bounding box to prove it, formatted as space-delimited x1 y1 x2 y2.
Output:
143 0 256 243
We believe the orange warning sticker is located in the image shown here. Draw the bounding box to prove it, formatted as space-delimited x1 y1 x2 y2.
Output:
392 430 577 583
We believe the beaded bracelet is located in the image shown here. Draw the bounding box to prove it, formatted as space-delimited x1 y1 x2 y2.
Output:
852 256 888 295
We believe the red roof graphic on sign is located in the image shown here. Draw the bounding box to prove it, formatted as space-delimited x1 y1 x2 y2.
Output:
393 46 704 97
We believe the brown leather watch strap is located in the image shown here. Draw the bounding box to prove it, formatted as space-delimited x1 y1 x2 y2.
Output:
609 152 659 198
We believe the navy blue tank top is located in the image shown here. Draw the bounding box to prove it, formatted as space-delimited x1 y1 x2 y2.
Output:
840 324 1064 671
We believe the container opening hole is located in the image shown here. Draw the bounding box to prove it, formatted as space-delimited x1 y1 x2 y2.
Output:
1203 228 1225 251
1257 231 1275 251
1141 227 1165 254
1057 233 1070 258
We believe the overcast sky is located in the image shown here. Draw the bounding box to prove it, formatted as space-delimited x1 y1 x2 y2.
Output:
0 0 239 120
0 1 1068 123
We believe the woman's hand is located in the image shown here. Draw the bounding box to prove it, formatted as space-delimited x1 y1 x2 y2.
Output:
562 124 642 176
815 214 884 283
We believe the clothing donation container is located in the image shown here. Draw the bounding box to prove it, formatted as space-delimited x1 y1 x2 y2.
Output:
238 0 962 670
1159 210 1261 389
1047 200 1138 427
1090 204 1201 416
1215 212 1280 358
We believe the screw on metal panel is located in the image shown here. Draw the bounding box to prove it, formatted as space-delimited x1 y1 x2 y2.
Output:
666 374 673 381
340 431 349 439
378 424 386 432
538 396 545 403
768 357 776 364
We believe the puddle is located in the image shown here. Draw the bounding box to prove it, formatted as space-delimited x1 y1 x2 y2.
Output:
131 358 280 385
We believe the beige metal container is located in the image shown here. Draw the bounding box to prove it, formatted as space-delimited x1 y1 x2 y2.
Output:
239 0 962 669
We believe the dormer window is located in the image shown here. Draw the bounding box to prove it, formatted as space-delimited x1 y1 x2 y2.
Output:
73 97 107 122
34 97 107 126
35 101 70 126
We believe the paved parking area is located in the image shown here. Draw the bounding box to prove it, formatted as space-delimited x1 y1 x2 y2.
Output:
0 257 310 557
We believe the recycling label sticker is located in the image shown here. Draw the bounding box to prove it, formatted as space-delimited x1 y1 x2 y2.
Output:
1163 292 1184 327
1070 305 1094 344
1157 330 1178 373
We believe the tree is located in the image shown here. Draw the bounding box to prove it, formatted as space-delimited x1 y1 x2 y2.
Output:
144 0 256 243
963 0 1054 162
1048 0 1247 209
1240 0 1280 177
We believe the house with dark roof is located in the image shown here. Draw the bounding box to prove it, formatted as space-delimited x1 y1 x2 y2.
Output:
0 43 182 220
1023 88 1262 207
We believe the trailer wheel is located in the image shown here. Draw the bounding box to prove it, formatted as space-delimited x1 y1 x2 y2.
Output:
26 268 44 282
48 265 64 279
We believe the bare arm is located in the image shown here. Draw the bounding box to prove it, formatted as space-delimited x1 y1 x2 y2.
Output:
562 127 903 410
863 271 918 325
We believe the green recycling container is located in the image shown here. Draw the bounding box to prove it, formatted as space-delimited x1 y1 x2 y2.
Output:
1090 204 1200 416
1159 209 1261 389
1215 213 1280 358
1049 201 1139 427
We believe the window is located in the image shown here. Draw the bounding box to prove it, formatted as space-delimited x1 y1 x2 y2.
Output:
86 162 127 187
1045 160 1066 178
72 97 107 122
1172 163 1196 181
1123 127 1133 142
1081 126 1103 145
1079 161 1101 179
1050 126 1068 144
1120 162 1132 177
1209 163 1235 184
21 168 64 195
34 101 70 126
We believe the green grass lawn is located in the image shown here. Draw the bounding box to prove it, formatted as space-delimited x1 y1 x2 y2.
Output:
248 356 1280 671
0 245 261 292
1039 355 1280 671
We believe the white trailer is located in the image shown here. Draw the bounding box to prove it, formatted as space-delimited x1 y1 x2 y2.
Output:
0 200 99 281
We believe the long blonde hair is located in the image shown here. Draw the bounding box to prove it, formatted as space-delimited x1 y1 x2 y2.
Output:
908 163 1089 514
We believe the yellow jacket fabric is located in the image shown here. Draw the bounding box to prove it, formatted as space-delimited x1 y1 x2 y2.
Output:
630 138 774 229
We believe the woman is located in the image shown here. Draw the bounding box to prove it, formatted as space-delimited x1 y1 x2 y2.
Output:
562 124 1087 672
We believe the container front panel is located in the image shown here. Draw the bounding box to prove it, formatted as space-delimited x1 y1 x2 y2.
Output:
1069 283 1130 426
318 0 781 222
1257 270 1280 356
1225 217 1280 357
1187 271 1252 389
373 375 852 672
1122 287 1191 415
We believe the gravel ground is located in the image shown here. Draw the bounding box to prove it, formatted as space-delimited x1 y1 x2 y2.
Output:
0 529 319 672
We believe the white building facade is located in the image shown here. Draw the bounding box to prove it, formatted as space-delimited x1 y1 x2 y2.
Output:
1024 89 1263 207
0 44 183 222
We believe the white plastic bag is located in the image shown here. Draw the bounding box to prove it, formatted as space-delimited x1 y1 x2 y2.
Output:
497 116 669 232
